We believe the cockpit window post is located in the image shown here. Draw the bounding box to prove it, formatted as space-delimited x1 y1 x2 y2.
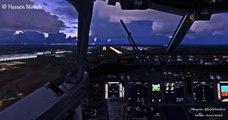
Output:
67 0 94 82
166 15 194 53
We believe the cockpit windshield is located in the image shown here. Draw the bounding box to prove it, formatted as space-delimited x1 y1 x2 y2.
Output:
89 1 182 46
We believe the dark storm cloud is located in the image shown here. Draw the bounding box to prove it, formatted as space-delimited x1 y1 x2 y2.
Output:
42 3 48 6
0 31 76 45
44 0 78 20
30 0 78 37
54 7 78 20
15 32 45 43
0 31 16 43
0 0 66 33
52 0 78 36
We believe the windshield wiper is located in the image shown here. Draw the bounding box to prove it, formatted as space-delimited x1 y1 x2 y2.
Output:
120 19 139 52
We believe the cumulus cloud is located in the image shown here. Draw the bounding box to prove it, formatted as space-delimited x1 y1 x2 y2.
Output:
0 0 66 34
151 21 179 35
190 13 228 37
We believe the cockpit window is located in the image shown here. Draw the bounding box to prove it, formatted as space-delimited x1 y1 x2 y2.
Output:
180 13 228 46
89 1 182 46
0 0 77 110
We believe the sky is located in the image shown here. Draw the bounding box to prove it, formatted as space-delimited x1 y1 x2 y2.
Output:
0 0 227 45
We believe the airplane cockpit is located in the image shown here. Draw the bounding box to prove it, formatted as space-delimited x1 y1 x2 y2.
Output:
0 0 228 120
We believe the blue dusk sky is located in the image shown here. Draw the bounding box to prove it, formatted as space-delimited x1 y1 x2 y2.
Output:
0 0 227 45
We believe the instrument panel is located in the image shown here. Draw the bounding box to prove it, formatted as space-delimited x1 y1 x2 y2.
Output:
87 54 228 120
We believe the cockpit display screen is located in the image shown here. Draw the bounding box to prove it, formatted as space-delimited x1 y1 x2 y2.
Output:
218 81 228 102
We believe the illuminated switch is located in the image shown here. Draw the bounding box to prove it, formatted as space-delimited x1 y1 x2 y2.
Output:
170 82 175 87
164 82 170 87
168 72 172 75
216 75 221 80
120 75 125 80
210 75 215 80
170 87 174 91
127 75 131 80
